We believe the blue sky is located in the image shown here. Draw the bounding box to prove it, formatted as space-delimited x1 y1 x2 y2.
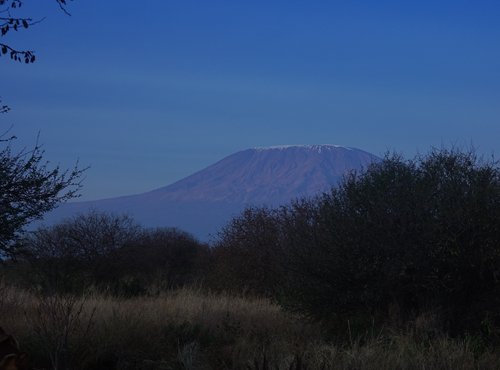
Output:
2 0 500 200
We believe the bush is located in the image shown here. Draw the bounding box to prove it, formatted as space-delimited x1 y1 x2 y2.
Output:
112 227 210 293
19 212 209 294
210 207 283 297
20 211 140 292
281 148 500 334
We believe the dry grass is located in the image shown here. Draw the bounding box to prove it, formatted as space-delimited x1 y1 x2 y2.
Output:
1 282 500 369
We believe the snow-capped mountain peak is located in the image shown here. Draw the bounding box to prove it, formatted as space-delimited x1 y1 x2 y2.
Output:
253 144 353 152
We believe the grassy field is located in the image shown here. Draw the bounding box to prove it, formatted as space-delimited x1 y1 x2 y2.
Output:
1 283 500 369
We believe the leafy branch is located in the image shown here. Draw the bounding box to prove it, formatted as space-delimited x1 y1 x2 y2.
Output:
0 0 73 111
0 42 35 63
0 0 72 64
0 98 9 114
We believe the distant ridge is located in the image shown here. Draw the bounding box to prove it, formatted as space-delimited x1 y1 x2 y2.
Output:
43 145 380 240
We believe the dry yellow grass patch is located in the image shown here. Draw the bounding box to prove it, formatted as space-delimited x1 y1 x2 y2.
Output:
1 283 500 369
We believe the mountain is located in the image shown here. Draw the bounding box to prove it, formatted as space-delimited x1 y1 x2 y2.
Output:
43 145 379 240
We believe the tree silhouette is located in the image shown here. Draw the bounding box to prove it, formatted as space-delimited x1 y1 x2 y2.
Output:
0 1 81 258
281 148 500 333
0 0 80 258
0 135 84 257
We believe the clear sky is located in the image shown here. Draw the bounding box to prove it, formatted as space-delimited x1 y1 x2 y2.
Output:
2 0 500 200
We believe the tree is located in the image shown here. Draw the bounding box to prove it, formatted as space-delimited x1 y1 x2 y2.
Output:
115 227 210 292
281 148 500 334
210 207 284 296
21 212 211 294
0 0 81 258
0 136 84 257
0 0 72 64
21 211 140 291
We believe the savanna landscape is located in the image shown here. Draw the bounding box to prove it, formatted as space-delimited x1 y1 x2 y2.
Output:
3 148 500 369
3 1 500 369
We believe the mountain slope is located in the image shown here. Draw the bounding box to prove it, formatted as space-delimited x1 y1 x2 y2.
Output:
144 145 377 204
43 145 379 240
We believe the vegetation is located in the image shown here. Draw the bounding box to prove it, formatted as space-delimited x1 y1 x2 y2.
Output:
1 0 82 260
5 1 496 365
2 284 500 370
3 147 500 368
15 211 210 295
214 148 500 336
1 0 74 118
0 137 84 258
280 149 500 335
0 0 72 65
210 207 283 297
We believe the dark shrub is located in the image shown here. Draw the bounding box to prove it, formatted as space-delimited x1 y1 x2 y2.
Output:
20 212 209 294
281 148 500 334
211 207 283 296
20 211 140 292
113 227 210 292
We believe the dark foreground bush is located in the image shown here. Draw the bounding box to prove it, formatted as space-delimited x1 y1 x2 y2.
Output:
281 148 500 335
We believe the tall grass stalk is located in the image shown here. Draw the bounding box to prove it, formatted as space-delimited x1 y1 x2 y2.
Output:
1 285 499 369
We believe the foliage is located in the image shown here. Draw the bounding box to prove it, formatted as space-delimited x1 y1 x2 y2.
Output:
0 99 8 114
20 212 210 294
0 137 84 257
0 1 80 257
114 227 210 292
21 211 140 291
211 207 283 297
211 148 500 335
1 0 74 114
0 0 72 64
3 286 500 369
27 292 95 370
281 148 500 333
